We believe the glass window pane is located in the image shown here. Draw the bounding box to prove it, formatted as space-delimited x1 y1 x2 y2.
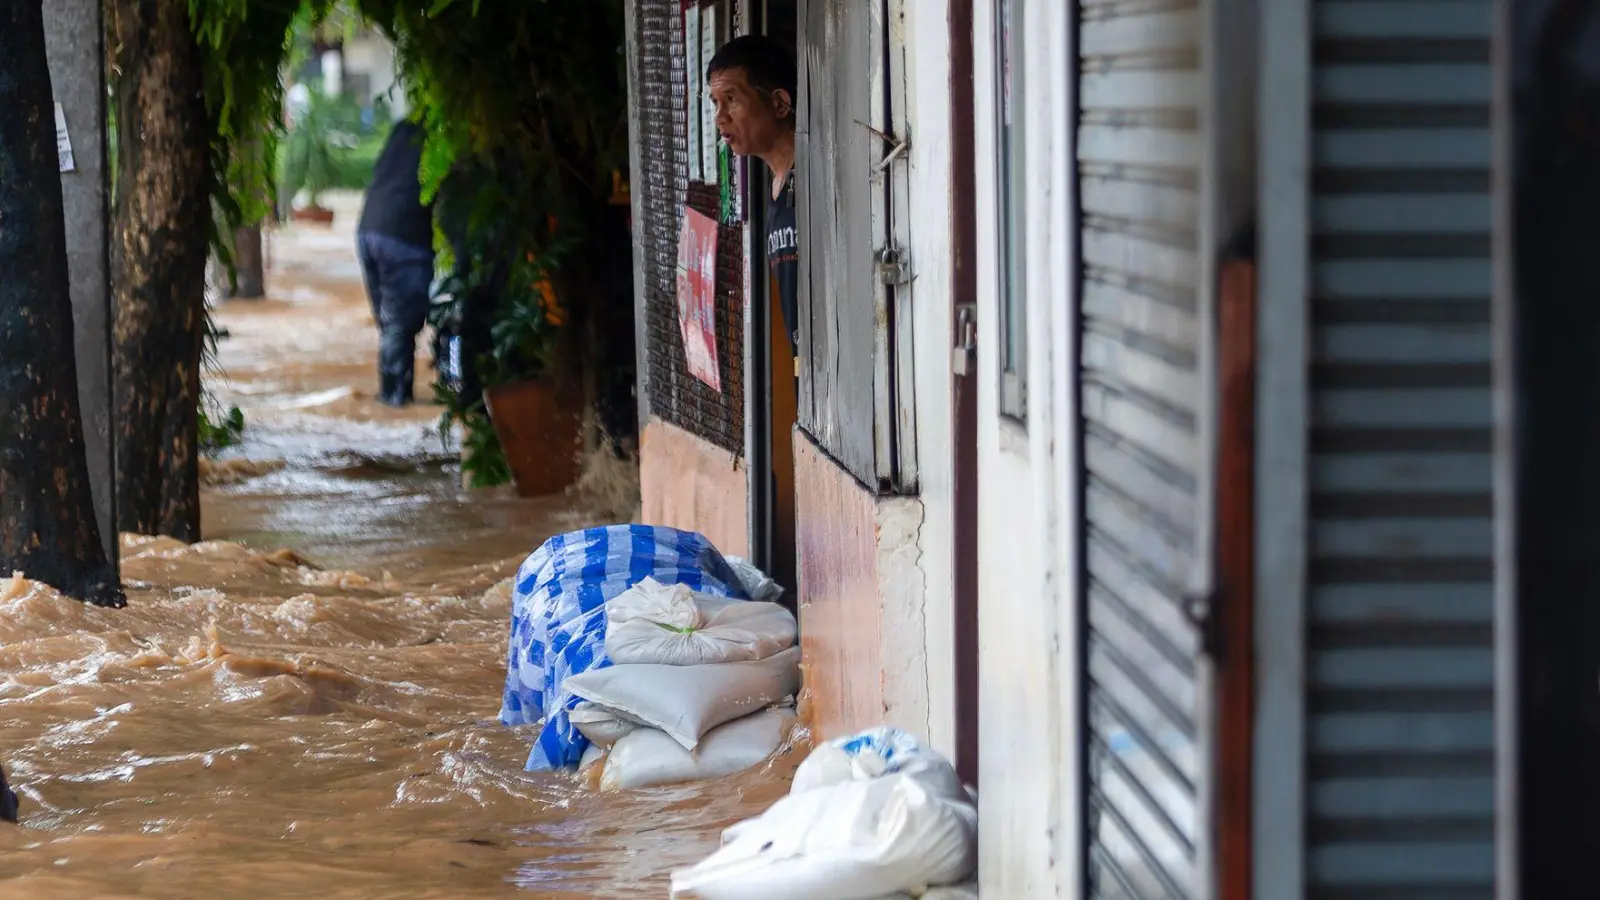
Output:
997 0 1027 418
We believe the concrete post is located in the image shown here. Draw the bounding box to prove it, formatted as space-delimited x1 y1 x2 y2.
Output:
43 0 118 568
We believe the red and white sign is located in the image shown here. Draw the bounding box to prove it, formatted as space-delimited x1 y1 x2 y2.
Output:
676 208 722 391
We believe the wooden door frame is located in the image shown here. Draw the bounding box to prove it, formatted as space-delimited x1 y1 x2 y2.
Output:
949 0 980 788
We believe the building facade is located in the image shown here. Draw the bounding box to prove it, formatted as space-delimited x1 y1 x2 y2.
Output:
627 0 1508 897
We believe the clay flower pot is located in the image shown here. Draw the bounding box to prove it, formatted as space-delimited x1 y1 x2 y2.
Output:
292 204 335 226
483 377 583 497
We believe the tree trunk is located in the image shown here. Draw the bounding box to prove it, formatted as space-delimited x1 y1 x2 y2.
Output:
0 1 123 607
108 0 211 541
228 225 266 299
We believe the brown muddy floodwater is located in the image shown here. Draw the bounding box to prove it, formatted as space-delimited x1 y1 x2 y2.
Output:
0 196 794 899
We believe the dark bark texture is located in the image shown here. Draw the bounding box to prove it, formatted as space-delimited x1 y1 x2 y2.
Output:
229 225 265 299
0 1 123 607
108 0 211 541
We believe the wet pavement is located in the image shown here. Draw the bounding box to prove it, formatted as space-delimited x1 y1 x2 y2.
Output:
0 193 792 898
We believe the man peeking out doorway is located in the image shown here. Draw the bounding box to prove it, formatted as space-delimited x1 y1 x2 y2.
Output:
709 35 800 599
707 36 799 363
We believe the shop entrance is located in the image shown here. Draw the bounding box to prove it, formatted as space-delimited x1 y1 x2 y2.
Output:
749 0 799 599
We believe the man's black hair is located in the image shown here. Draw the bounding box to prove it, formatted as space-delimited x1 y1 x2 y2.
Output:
707 35 797 108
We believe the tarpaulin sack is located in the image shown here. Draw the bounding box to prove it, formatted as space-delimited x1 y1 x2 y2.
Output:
564 646 802 752
600 708 796 792
604 578 797 666
499 525 749 771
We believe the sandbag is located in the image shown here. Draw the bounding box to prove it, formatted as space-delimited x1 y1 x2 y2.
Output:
605 578 797 667
498 525 751 771
872 883 979 900
569 701 642 748
921 883 979 899
791 728 966 803
601 708 796 792
565 646 802 751
669 771 978 900
579 742 607 772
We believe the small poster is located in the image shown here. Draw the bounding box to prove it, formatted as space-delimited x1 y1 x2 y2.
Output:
700 2 721 182
676 208 722 391
684 2 703 183
54 103 75 173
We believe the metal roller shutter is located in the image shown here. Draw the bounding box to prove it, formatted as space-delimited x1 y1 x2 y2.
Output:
1307 1 1494 897
1076 0 1207 896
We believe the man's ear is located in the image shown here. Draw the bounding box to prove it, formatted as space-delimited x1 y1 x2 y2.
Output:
771 88 794 120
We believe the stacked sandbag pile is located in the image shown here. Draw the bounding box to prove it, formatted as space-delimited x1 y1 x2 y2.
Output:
671 728 979 900
499 525 759 772
566 576 801 791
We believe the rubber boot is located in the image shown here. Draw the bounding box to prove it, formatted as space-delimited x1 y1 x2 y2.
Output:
378 327 416 407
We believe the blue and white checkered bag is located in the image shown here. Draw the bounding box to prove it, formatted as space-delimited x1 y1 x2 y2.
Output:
500 525 750 771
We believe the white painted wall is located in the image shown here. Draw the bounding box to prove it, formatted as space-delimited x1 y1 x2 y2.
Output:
343 32 406 119
878 497 931 737
900 0 958 762
973 0 1082 895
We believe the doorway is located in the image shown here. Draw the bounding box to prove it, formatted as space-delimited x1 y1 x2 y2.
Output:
749 0 799 599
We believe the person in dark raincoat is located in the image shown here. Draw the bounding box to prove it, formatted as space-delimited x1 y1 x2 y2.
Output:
356 121 436 406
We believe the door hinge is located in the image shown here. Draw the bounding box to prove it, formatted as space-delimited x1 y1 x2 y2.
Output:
877 247 910 286
951 303 976 376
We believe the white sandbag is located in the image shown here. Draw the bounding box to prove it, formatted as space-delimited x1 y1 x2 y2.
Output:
605 578 797 666
921 882 980 899
669 771 979 900
569 701 641 748
871 883 980 900
724 556 784 605
606 577 702 630
565 646 802 751
601 708 796 792
791 727 967 803
579 741 607 772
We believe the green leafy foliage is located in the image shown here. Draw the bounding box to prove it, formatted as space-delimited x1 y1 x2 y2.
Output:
198 402 247 457
362 0 628 485
279 80 362 207
340 124 393 188
432 384 509 488
188 0 305 269
180 0 628 488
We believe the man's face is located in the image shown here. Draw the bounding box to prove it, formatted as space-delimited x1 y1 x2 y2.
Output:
710 67 790 157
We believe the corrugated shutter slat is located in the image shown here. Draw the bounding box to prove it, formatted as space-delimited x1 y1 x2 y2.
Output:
1307 1 1495 896
1078 0 1206 896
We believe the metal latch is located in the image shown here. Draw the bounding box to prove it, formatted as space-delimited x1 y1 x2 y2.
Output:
1183 587 1223 661
877 247 910 286
854 119 911 175
951 303 976 376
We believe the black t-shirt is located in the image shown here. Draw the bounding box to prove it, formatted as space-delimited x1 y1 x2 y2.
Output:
765 169 799 359
357 121 433 250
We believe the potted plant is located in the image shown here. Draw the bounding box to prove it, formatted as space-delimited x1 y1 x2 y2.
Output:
434 162 585 496
279 81 357 225
482 269 585 497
